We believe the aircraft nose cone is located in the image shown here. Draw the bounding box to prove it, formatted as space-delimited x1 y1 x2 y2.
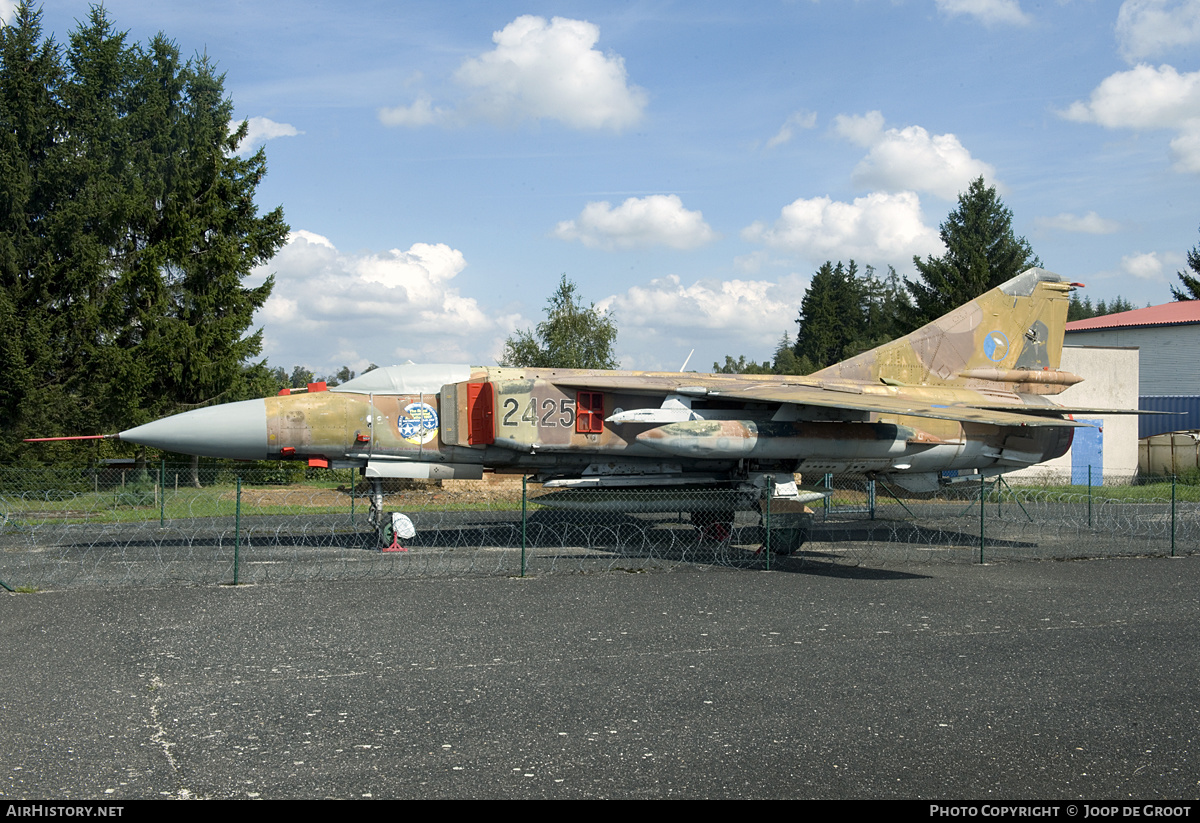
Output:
119 398 269 459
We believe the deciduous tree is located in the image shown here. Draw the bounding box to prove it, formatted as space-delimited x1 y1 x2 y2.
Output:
501 275 619 369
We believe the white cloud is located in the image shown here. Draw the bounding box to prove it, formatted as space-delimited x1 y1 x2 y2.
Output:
378 94 450 128
741 191 944 266
1061 64 1200 129
834 111 998 200
1116 0 1200 62
1036 212 1122 234
253 232 519 371
452 15 647 130
733 250 775 274
0 1 15 25
1061 64 1200 172
933 0 1031 26
378 16 646 131
597 274 811 366
553 195 717 250
1170 119 1200 171
765 110 818 149
287 229 336 250
233 117 302 156
1120 251 1168 281
833 111 887 148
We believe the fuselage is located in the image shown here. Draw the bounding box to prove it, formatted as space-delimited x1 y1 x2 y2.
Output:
119 363 1074 487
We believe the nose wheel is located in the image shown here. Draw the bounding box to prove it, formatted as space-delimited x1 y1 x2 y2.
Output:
367 477 384 529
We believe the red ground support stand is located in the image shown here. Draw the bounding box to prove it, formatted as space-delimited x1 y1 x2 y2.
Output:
381 533 408 553
380 513 415 552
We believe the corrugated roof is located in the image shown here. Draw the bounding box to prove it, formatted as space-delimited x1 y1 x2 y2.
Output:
1065 300 1200 332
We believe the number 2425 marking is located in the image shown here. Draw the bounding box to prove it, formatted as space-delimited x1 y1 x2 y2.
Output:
502 397 575 428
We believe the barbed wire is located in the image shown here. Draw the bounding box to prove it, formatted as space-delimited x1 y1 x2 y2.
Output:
1 465 1195 590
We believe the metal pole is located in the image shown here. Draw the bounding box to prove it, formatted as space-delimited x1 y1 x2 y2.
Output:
349 468 355 529
823 473 832 521
998 476 1033 523
521 475 528 578
763 475 772 571
1088 464 1092 528
876 478 919 518
1171 474 1177 558
233 476 242 585
979 473 985 564
159 458 166 527
868 478 876 520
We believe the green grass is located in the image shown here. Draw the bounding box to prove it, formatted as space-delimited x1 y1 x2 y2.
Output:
0 483 531 526
880 481 1200 505
0 485 339 524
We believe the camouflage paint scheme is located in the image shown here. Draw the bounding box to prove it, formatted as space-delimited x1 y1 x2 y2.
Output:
120 269 1132 496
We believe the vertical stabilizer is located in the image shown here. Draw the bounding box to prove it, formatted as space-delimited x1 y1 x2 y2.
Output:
813 268 1075 390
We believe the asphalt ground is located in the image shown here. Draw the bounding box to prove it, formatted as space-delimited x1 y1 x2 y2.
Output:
1 556 1198 799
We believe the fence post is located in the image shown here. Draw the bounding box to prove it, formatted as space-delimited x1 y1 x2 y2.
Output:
233 476 242 585
763 475 773 571
823 473 832 521
1087 465 1092 529
521 475 528 578
868 478 876 520
159 458 166 527
1171 474 1177 558
349 467 355 530
979 473 985 564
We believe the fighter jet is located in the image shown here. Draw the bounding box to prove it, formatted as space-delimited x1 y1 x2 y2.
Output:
100 269 1140 527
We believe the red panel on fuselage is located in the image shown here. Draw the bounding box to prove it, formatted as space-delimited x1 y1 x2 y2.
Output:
468 382 495 445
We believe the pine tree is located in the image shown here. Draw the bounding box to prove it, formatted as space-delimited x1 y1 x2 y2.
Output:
0 3 77 449
0 3 288 458
1068 293 1093 321
771 333 813 375
794 261 865 369
1170 226 1200 301
848 264 910 356
903 177 1039 332
1067 292 1139 321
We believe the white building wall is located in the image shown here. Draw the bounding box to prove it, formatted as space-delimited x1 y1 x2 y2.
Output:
1009 346 1140 482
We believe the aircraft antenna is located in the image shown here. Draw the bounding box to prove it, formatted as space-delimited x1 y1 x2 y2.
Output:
678 349 694 372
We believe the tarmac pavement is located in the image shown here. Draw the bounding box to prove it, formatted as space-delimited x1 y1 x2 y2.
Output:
1 556 1198 799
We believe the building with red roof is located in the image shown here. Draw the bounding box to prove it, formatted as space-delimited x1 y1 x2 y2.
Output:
1065 300 1200 437
1065 301 1200 333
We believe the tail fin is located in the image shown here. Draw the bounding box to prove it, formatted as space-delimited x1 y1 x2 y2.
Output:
814 268 1077 391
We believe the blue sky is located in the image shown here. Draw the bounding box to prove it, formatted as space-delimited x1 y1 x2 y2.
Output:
8 0 1200 374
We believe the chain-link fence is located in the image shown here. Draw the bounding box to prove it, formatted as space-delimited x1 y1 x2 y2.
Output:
1 463 1196 590
807 470 1197 564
